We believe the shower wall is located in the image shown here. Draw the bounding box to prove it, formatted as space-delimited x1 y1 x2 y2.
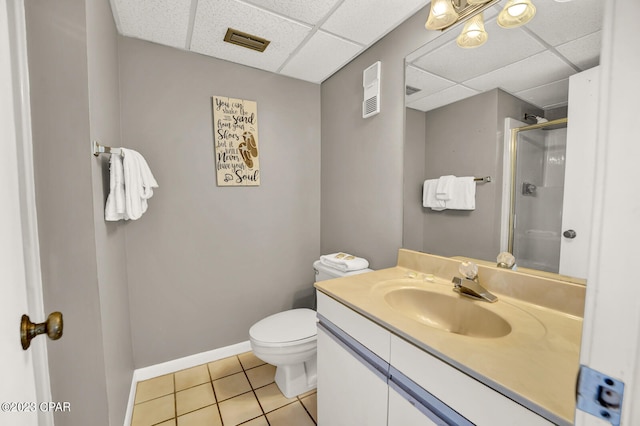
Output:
513 127 567 272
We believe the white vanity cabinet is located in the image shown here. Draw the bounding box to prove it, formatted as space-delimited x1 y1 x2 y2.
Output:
317 291 554 426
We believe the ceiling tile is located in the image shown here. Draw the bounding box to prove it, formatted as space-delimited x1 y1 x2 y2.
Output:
405 66 455 102
556 31 601 71
524 0 603 46
406 85 479 112
515 78 569 109
242 0 342 25
412 18 546 83
112 0 192 49
190 0 312 72
280 31 361 83
464 51 576 94
321 0 425 45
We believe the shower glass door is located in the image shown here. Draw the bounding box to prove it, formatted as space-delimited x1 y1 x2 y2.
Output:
510 120 568 273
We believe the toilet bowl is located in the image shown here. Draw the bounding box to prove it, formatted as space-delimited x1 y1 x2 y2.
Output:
249 309 318 398
249 258 372 398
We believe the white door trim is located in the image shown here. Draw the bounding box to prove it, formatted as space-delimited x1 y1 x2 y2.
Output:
576 0 640 424
5 1 52 424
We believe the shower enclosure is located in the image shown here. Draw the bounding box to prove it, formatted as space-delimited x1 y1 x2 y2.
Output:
506 118 568 273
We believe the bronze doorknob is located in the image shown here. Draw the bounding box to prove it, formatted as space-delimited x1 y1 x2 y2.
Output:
21 312 63 350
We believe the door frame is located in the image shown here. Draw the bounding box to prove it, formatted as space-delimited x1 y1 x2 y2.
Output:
576 0 640 424
4 1 52 424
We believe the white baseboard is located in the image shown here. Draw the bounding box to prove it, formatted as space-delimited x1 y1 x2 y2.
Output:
123 340 251 426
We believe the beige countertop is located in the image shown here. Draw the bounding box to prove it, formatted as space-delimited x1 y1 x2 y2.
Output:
315 250 584 425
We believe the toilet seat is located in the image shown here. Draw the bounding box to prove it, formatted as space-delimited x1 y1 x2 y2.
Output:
249 308 317 347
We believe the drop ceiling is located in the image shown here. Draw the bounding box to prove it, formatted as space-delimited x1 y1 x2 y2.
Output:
110 0 427 84
405 0 603 112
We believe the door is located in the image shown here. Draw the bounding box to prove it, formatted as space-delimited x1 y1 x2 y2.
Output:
558 67 600 279
1 1 52 425
317 325 388 426
0 1 37 423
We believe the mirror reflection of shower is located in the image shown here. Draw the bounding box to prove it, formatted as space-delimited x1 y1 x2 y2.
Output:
506 118 568 273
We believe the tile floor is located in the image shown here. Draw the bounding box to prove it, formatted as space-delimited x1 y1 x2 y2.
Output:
131 352 317 426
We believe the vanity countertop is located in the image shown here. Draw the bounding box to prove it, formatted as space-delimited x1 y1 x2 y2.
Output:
314 249 584 425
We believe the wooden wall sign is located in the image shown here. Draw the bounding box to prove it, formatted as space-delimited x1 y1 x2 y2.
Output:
212 96 260 186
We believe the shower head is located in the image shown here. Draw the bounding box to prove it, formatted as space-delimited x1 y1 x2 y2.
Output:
524 113 548 124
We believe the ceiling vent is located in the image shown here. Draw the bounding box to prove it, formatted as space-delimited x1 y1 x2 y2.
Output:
405 85 421 96
224 28 270 52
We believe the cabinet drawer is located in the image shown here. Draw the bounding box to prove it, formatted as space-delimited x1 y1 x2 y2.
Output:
390 335 553 426
317 291 390 362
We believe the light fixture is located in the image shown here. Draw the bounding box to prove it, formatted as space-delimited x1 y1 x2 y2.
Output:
497 0 536 28
456 13 488 48
425 0 537 48
425 0 460 30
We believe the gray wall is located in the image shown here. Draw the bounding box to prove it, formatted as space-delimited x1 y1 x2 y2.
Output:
404 89 542 261
117 37 321 368
403 108 426 252
87 0 135 424
320 5 437 269
25 0 110 425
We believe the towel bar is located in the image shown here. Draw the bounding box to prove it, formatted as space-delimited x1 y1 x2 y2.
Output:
474 176 492 183
92 140 122 157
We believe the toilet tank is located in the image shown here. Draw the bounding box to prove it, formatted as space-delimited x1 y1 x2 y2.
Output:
313 260 373 282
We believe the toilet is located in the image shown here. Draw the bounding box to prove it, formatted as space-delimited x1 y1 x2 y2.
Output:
249 258 372 398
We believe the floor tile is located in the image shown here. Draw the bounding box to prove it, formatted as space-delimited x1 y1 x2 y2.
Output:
176 382 216 416
254 383 296 413
238 351 266 370
297 389 317 399
245 364 276 389
175 365 211 392
135 374 174 404
240 416 269 426
213 372 252 401
218 392 263 425
131 394 175 426
266 400 315 426
208 356 243 380
300 393 317 423
156 420 176 426
177 404 222 426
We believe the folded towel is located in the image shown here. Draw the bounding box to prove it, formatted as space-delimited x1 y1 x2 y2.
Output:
121 148 159 220
422 179 446 211
105 152 126 221
435 175 455 201
320 253 370 272
424 177 476 211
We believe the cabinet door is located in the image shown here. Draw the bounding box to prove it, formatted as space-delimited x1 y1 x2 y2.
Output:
317 326 388 426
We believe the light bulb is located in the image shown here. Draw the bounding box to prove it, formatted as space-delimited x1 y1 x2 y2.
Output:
497 0 536 28
507 4 527 16
456 13 488 48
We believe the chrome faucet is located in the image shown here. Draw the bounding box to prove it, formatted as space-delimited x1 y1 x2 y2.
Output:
452 277 498 303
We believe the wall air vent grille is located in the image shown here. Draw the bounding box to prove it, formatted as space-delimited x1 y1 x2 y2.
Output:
223 28 270 52
362 61 381 118
364 96 379 116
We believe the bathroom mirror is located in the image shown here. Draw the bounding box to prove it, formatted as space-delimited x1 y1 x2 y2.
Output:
403 0 602 279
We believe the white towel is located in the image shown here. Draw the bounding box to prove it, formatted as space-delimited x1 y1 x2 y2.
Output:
320 253 370 272
435 175 455 201
105 152 126 221
424 177 476 211
422 179 446 211
121 148 159 220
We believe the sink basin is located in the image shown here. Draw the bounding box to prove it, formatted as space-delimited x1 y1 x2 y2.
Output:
383 288 511 338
